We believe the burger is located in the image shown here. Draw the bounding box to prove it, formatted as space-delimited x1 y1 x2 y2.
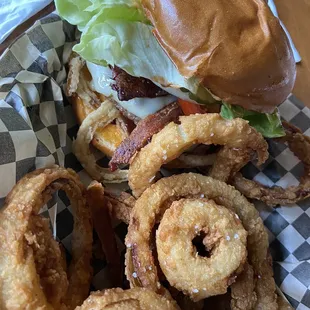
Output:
56 0 296 170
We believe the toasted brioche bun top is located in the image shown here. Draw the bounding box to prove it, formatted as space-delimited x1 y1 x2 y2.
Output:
142 0 296 113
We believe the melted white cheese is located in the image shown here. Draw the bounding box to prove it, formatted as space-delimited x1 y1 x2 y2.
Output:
87 62 176 118
154 83 196 103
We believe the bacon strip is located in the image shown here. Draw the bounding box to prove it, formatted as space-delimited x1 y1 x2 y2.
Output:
86 181 122 287
111 66 168 101
109 102 182 171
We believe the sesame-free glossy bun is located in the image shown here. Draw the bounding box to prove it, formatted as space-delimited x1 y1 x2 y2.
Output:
142 0 296 113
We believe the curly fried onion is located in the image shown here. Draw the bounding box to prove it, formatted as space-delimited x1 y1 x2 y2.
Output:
104 190 135 225
128 114 268 197
0 167 93 310
165 153 217 169
73 99 128 183
232 122 310 206
76 288 180 310
157 198 247 301
125 173 278 309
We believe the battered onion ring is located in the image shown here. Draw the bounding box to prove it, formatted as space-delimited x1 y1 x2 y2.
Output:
104 190 135 224
209 146 252 182
125 173 277 309
165 153 216 169
25 215 69 308
232 122 310 206
277 290 294 310
230 262 257 310
128 114 268 197
0 167 93 310
73 99 128 183
156 198 247 301
76 288 180 310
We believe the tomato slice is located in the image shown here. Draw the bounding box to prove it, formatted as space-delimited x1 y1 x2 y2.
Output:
178 99 206 115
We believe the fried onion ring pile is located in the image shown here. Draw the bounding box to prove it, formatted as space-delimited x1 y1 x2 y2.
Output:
76 288 180 310
73 99 128 183
128 114 268 197
125 173 279 309
0 167 93 310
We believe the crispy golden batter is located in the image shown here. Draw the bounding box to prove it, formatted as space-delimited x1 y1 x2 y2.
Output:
125 173 277 309
230 263 257 310
165 153 216 169
277 293 294 310
209 147 252 182
76 288 180 310
73 99 128 183
104 190 136 225
128 114 268 197
66 53 86 97
156 199 247 301
0 167 93 310
26 215 68 308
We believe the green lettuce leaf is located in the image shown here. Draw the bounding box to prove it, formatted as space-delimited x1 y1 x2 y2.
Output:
220 103 285 138
84 0 142 12
55 0 142 30
55 0 96 31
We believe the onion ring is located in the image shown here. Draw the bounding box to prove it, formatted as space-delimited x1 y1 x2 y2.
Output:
104 190 135 224
165 153 216 169
209 146 252 182
277 290 294 310
73 99 128 183
156 198 247 301
231 122 310 206
128 114 268 197
66 53 86 97
76 288 180 310
125 173 277 308
230 262 257 310
25 215 69 308
0 166 93 310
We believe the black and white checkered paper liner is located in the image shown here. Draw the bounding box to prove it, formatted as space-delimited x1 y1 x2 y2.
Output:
0 13 310 309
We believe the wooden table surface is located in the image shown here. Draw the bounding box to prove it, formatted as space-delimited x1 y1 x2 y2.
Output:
0 1 309 107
